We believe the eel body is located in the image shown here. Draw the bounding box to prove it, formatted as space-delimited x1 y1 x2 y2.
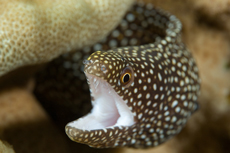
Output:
65 2 200 148
35 1 200 149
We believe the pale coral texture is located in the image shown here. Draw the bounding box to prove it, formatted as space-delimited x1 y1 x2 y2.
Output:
0 140 15 153
193 0 230 14
0 0 134 76
192 0 230 32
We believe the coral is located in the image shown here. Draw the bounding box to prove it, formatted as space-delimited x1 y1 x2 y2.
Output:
0 140 15 153
0 0 134 76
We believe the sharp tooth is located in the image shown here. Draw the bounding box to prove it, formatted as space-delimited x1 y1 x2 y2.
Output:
93 78 99 90
87 79 90 84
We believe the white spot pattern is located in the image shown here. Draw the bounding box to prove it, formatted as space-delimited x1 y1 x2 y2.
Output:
65 1 200 149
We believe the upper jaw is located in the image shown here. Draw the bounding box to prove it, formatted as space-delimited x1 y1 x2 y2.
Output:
66 72 135 131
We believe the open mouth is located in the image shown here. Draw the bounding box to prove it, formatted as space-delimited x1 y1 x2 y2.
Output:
66 72 135 130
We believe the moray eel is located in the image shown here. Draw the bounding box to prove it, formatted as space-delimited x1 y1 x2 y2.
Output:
64 2 200 148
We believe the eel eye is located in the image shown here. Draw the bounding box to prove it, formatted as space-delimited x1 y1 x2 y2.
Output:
120 66 134 87
123 73 130 83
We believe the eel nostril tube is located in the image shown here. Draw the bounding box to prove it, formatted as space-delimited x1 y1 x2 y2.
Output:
83 59 91 65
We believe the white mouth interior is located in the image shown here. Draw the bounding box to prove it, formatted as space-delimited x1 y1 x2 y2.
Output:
67 73 135 130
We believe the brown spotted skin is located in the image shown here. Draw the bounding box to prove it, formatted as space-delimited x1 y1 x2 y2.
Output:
35 2 200 148
65 2 200 149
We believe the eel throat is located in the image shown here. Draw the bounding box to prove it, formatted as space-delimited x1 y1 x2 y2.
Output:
67 72 135 131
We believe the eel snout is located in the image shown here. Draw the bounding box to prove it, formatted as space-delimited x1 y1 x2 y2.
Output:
66 51 136 147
